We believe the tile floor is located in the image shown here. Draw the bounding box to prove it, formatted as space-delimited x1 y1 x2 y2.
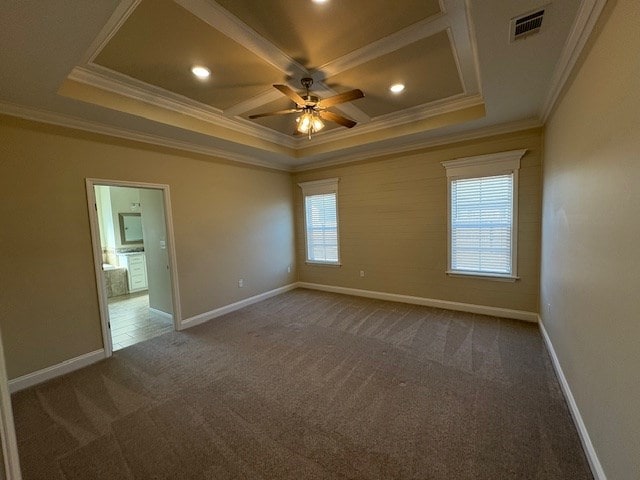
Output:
108 292 173 351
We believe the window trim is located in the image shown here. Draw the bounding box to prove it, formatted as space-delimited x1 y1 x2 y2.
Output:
441 149 526 281
298 178 341 266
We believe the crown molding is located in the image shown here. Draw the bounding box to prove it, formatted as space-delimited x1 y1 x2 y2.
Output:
318 12 449 78
63 0 483 154
316 0 476 93
292 118 541 172
0 101 292 172
69 65 487 157
223 88 284 117
79 0 140 64
174 0 308 79
448 0 482 95
539 0 608 122
68 65 297 148
294 93 484 148
1 100 542 175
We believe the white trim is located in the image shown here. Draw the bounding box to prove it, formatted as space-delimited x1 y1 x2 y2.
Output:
292 118 541 172
0 101 291 172
68 0 482 152
444 0 482 96
180 283 298 329
0 328 22 479
78 0 141 64
68 65 296 148
70 63 483 153
441 149 526 177
298 179 342 265
540 0 608 122
85 179 183 350
86 182 114 357
149 307 173 320
8 350 105 394
297 177 339 195
296 93 483 148
174 0 308 80
297 282 538 322
446 271 519 282
538 318 608 480
442 149 524 279
0 101 542 174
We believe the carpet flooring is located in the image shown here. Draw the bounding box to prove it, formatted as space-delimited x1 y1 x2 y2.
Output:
11 289 592 479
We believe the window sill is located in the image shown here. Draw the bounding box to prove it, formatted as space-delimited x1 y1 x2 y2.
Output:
306 261 342 267
446 270 519 282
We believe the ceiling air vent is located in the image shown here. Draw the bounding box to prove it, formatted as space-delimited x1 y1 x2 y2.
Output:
510 8 545 42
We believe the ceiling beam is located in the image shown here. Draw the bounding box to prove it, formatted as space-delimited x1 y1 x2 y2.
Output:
174 0 309 80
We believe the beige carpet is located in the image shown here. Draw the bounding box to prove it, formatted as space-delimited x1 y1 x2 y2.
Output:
12 289 592 479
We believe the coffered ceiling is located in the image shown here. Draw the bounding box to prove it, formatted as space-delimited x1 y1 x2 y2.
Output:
0 0 596 170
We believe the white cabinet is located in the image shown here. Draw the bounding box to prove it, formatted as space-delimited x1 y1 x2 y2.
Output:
117 253 148 293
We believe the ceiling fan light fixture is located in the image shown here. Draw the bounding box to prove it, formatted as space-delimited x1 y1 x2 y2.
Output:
191 66 211 79
296 110 324 136
390 83 405 94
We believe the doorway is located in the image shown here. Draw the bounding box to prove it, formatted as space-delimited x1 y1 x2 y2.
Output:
86 179 181 356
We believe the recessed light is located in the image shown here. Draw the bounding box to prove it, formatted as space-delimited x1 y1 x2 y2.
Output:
390 83 405 94
312 0 328 4
191 66 211 79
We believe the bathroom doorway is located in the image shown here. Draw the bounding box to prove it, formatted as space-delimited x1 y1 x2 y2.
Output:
86 179 181 356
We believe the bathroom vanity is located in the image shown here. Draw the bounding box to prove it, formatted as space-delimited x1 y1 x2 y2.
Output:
117 252 148 293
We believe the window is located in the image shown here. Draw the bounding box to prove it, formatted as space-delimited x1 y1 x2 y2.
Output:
298 178 340 265
441 150 525 280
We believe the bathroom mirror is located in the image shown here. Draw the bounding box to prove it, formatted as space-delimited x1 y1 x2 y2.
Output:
118 213 143 244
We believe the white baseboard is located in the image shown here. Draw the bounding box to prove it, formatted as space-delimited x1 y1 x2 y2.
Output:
149 307 173 320
8 349 105 393
297 282 538 322
180 283 298 329
538 317 607 480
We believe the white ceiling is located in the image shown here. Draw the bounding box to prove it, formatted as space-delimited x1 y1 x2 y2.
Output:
0 0 595 171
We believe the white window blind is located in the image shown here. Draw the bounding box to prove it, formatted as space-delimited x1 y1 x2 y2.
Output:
305 193 339 263
442 149 525 280
298 178 340 265
451 174 513 274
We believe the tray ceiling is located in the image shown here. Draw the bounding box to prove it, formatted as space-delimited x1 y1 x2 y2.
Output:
59 0 484 157
0 0 589 169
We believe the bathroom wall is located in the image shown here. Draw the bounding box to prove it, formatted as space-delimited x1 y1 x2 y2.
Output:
109 186 143 250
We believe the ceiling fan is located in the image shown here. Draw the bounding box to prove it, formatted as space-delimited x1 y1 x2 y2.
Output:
249 77 364 139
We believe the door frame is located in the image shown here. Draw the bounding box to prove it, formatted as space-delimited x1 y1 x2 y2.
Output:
85 178 182 357
0 327 21 479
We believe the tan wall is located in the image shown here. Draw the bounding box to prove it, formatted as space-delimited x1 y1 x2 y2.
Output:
294 129 542 312
540 0 640 478
0 117 295 379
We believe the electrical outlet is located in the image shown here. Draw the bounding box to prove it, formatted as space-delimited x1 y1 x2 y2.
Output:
360 270 365 278
238 279 244 288
546 303 551 315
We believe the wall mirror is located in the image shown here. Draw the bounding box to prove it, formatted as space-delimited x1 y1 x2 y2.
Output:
119 213 143 244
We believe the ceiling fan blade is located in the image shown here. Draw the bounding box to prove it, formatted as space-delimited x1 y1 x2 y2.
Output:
319 110 357 128
273 84 306 106
248 108 299 119
317 89 364 108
